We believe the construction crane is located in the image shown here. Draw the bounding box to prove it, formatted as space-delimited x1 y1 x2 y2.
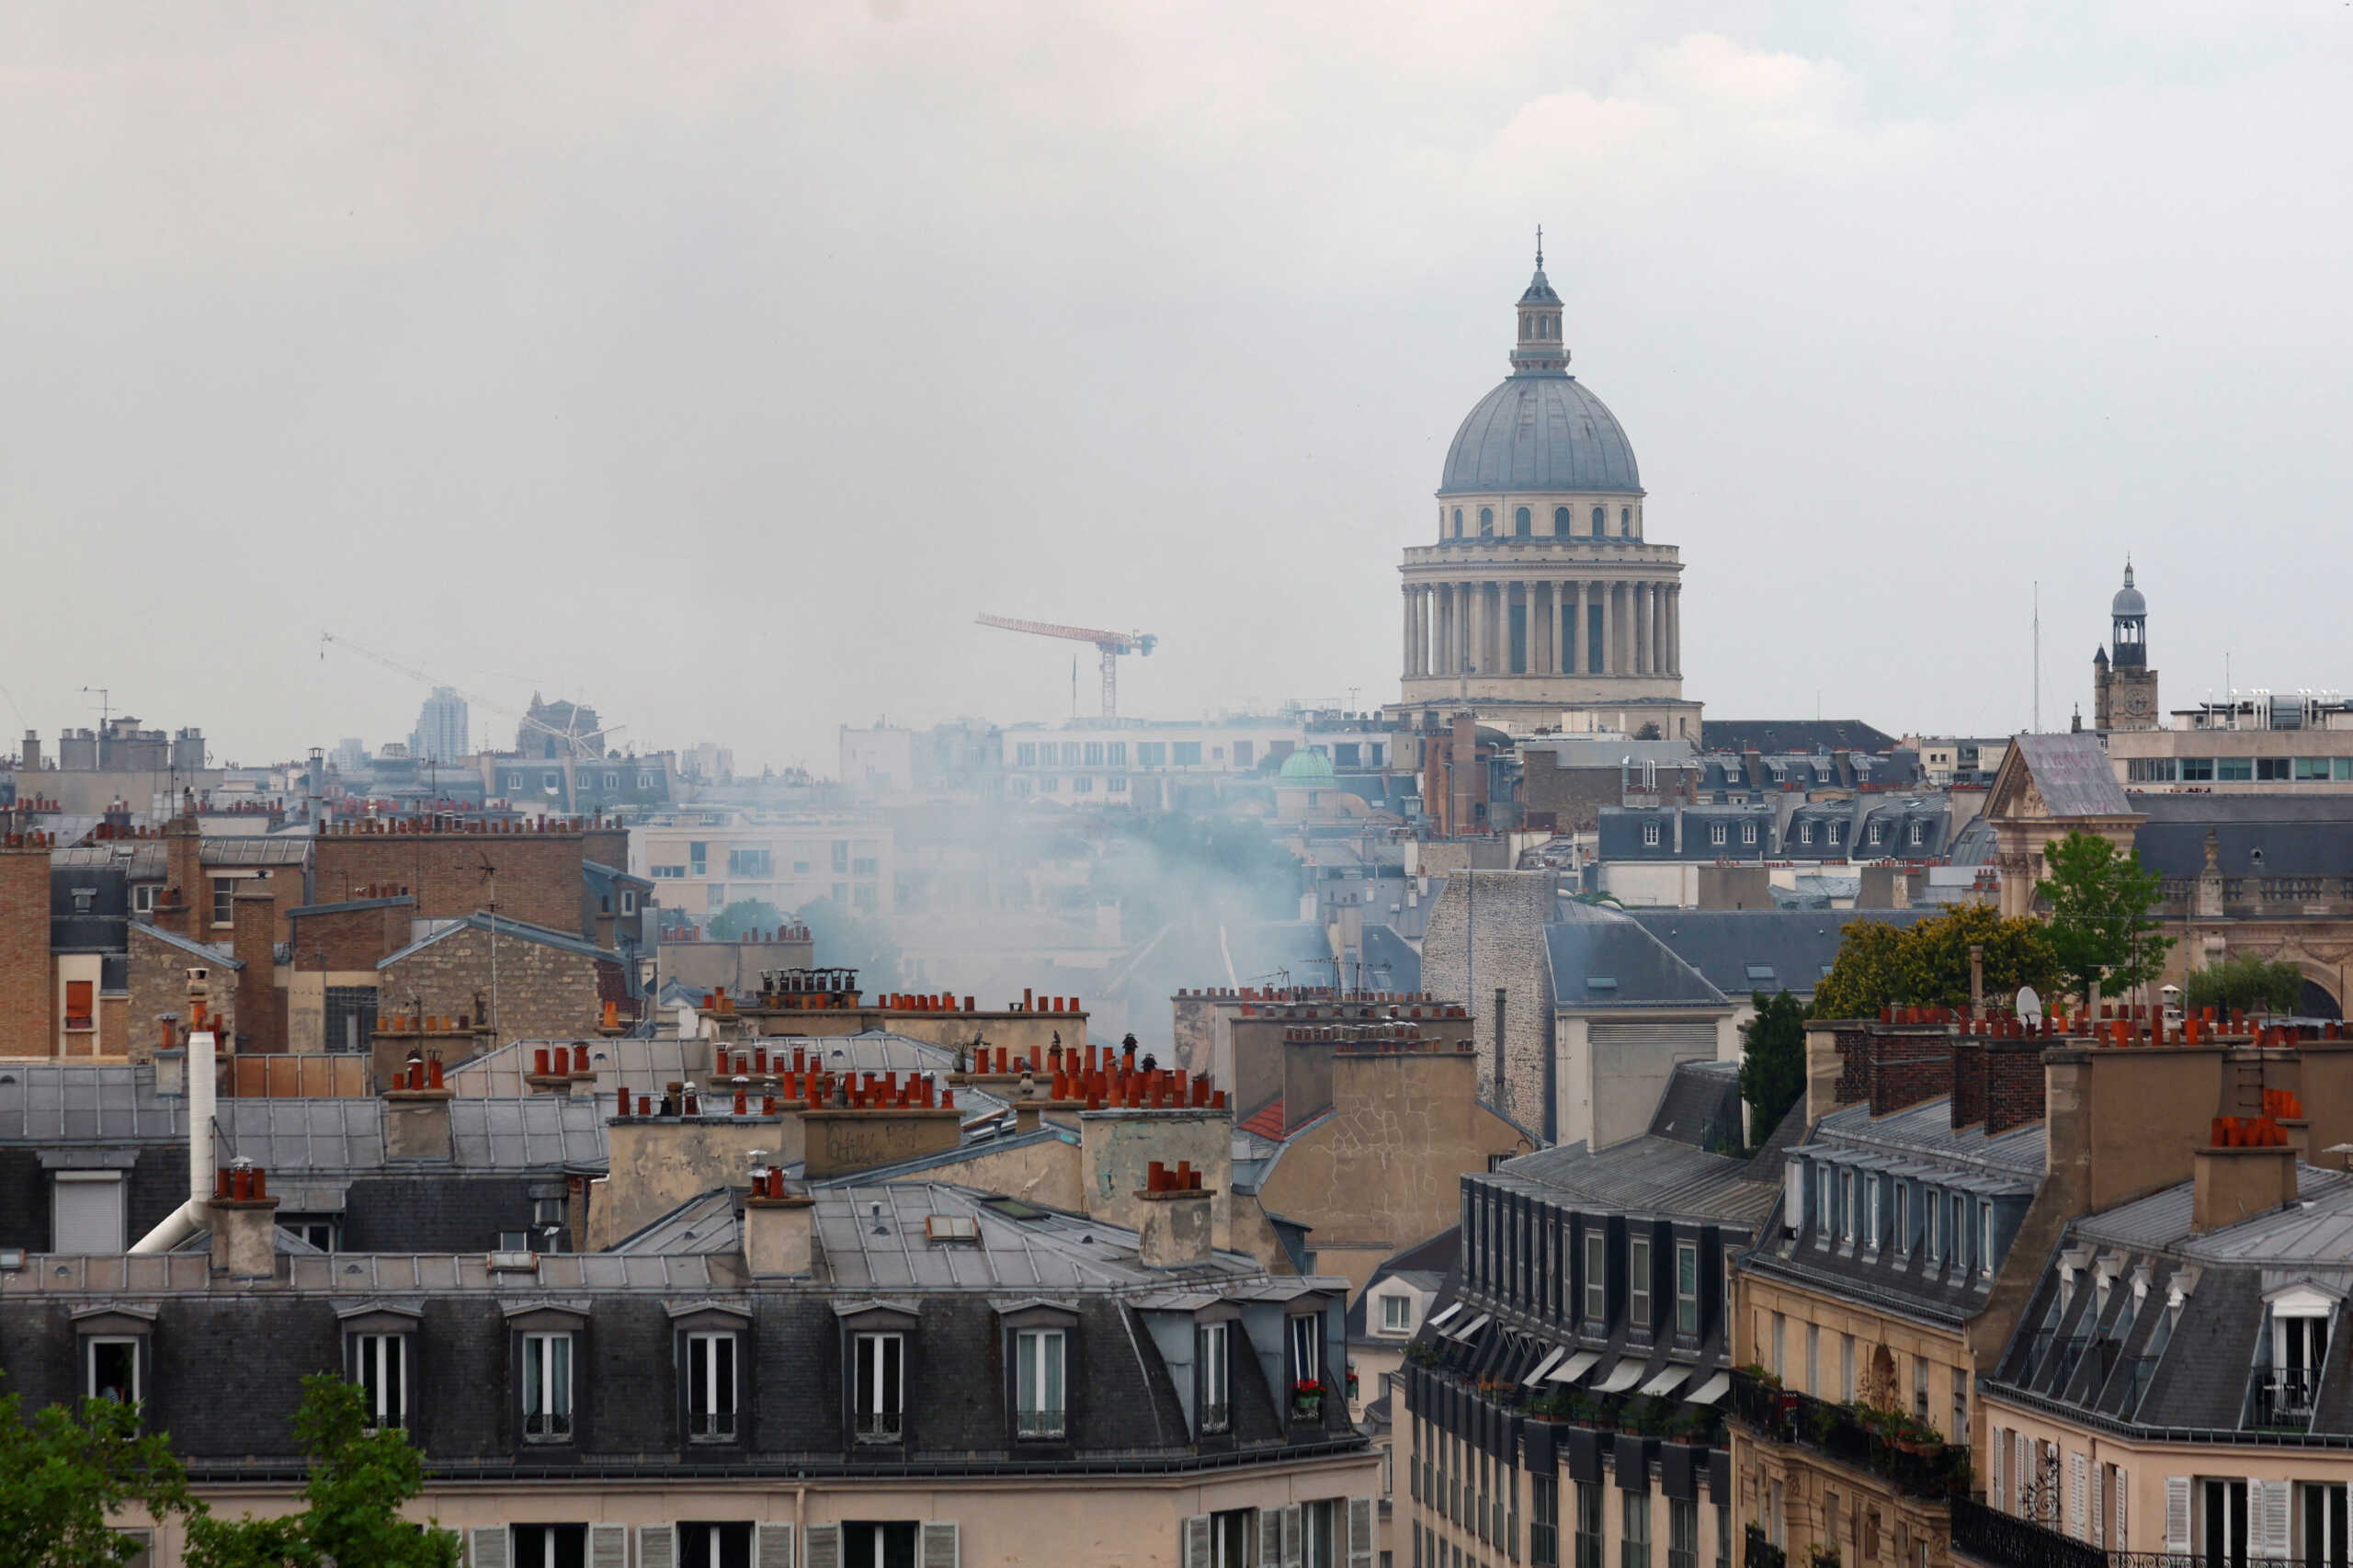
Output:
318 632 625 762
975 614 1157 719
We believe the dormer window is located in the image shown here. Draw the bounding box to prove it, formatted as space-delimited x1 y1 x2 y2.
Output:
1584 1231 1607 1327
855 1332 904 1443
1743 822 1758 845
1644 822 1661 846
1814 1166 1832 1240
1801 823 1815 845
521 1333 573 1441
1840 1171 1856 1244
1014 1328 1066 1438
1629 1235 1653 1334
1894 1184 1909 1255
2268 1286 2336 1420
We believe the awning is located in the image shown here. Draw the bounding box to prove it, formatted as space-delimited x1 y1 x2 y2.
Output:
1687 1371 1731 1405
1594 1358 1644 1394
1447 1311 1492 1342
1429 1301 1463 1329
1550 1349 1603 1384
1524 1346 1569 1386
1640 1366 1690 1398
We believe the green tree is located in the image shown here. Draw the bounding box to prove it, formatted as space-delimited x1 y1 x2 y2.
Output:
0 1381 197 1566
2184 952 2307 1017
1810 903 2063 1019
707 899 786 942
2038 831 2173 1006
1739 990 1808 1146
185 1375 457 1568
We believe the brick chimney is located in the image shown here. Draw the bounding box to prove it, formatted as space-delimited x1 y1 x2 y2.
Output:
210 1160 279 1278
1080 1102 1233 1247
743 1165 815 1277
1134 1160 1215 1267
1858 1014 1954 1118
1983 1038 2049 1137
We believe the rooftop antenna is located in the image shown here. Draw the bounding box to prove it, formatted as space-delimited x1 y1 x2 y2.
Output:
81 687 109 729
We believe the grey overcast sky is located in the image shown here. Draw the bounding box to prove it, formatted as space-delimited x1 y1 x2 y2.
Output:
5 3 2350 772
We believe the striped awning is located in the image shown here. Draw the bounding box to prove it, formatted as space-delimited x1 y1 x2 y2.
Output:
1686 1372 1732 1405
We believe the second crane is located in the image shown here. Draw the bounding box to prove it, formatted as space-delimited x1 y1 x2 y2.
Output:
976 614 1157 720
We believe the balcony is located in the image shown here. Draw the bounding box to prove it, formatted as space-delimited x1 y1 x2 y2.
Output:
2249 1368 2317 1432
1728 1369 1969 1499
1745 1526 1788 1568
1950 1497 2202 1568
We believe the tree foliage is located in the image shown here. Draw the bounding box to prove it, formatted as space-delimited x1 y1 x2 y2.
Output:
0 1382 196 1567
1810 903 2062 1020
2184 952 2307 1017
706 899 786 942
1739 990 1809 1146
2038 831 2173 1005
185 1375 457 1568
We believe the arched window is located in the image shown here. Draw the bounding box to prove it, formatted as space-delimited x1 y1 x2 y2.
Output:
1479 507 1494 536
1591 506 1606 535
1520 317 1530 340
1552 506 1570 534
1515 507 1531 537
1452 508 1463 538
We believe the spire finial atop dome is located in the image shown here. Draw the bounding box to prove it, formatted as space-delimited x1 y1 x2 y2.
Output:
2122 556 2134 589
1536 224 1544 268
1513 233 1566 374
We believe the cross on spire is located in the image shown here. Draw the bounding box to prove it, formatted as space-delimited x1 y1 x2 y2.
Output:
1536 225 1544 268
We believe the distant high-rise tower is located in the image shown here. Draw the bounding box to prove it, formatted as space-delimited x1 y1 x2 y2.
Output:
410 687 471 765
2091 562 2159 731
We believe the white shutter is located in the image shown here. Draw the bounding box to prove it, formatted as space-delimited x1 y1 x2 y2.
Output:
1283 1504 1305 1568
1347 1496 1377 1568
806 1523 842 1568
2090 1465 2105 1548
2165 1478 2192 1554
1258 1509 1282 1565
2069 1453 2087 1539
1991 1430 2006 1511
589 1525 629 1568
2016 1437 2029 1517
754 1524 796 1568
2115 1471 2129 1551
1185 1515 1213 1568
919 1521 960 1567
469 1528 510 1568
638 1524 677 1568
2259 1479 2291 1561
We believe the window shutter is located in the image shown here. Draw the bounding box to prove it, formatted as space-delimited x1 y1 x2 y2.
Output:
2115 1471 2128 1551
755 1525 796 1568
806 1523 842 1568
2015 1437 2029 1517
2090 1465 2105 1548
469 1528 509 1568
2259 1479 2290 1561
638 1525 676 1568
1991 1430 2006 1511
2165 1478 2191 1554
2069 1453 2086 1539
1259 1509 1282 1565
919 1521 960 1567
1185 1515 1213 1568
589 1525 630 1568
1283 1503 1305 1568
1348 1496 1377 1568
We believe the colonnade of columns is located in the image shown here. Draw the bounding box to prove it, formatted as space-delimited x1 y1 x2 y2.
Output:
1402 578 1680 681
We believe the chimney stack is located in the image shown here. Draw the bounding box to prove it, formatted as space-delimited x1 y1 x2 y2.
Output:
1134 1160 1216 1267
209 1159 280 1277
2193 1123 2298 1233
744 1164 816 1277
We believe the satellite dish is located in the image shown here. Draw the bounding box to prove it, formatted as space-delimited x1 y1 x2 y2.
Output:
2017 986 2044 1027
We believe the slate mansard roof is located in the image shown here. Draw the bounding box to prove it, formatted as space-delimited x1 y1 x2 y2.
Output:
1989 1165 2353 1438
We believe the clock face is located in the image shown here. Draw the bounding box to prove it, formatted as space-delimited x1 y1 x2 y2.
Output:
2127 691 2153 715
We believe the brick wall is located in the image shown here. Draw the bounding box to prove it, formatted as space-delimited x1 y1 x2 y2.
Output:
290 900 414 971
126 926 236 1062
1951 1037 1985 1130
1520 756 1647 835
313 826 585 934
231 891 281 1055
1984 1040 2046 1136
0 844 49 1057
1864 1024 1953 1118
1421 870 1555 1137
379 924 611 1048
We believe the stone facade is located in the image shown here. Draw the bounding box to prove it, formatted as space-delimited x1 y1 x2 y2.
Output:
378 923 614 1050
125 926 236 1062
1419 870 1554 1136
0 842 49 1059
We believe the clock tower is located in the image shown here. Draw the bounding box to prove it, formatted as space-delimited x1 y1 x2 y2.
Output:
2091 561 2159 731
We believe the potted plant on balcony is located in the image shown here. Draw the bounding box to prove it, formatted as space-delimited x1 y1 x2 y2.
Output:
1291 1379 1325 1421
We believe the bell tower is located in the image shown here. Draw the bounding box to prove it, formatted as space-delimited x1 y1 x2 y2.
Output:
2093 562 2160 731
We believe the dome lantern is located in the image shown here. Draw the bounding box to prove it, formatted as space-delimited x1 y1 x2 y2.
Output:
1510 227 1570 376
